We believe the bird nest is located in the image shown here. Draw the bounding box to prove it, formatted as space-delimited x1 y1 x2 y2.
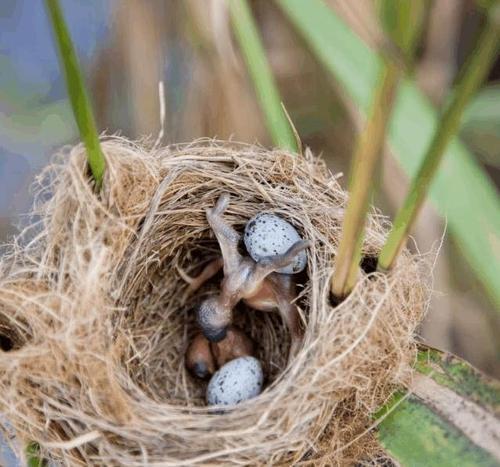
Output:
0 138 429 465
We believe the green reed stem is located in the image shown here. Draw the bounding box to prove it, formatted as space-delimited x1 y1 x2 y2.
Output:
331 1 424 298
229 0 298 152
45 0 105 189
331 63 400 298
378 6 500 271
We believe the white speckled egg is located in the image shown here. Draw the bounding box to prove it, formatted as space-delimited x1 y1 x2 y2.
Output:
244 212 307 274
206 356 263 406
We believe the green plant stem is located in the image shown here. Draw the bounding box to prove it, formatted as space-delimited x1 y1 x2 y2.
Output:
45 0 105 188
378 8 500 271
330 0 424 298
277 0 500 309
229 0 298 152
331 62 400 298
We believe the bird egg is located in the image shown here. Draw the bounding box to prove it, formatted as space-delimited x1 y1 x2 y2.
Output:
206 356 263 407
244 212 307 274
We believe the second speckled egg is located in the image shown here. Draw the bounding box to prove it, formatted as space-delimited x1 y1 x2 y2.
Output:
206 356 263 407
244 212 307 274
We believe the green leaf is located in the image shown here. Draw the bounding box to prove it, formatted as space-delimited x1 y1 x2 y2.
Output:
26 442 47 467
44 0 105 188
378 0 428 65
415 345 500 410
229 0 298 152
277 0 500 309
377 393 499 467
376 346 500 466
462 84 500 168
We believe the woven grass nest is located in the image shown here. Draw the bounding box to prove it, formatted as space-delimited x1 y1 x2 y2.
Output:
0 138 429 465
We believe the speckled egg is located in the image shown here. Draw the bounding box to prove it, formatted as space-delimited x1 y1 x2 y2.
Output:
244 212 307 274
206 356 263 406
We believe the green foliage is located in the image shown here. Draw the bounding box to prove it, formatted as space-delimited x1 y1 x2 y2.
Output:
379 8 500 270
377 393 498 467
26 442 47 467
277 0 500 309
462 84 500 168
378 0 428 67
229 0 298 152
415 346 500 409
45 0 105 188
376 346 500 466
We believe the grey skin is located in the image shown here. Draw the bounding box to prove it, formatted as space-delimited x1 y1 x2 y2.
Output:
182 193 310 358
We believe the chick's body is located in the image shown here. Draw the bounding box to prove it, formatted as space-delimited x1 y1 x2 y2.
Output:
211 326 254 367
186 326 254 378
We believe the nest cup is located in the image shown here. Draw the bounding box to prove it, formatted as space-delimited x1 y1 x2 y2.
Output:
0 138 429 465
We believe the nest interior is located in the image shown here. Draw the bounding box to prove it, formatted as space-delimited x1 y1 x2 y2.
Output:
0 138 429 466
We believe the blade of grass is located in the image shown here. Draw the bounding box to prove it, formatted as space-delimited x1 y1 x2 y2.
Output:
228 0 298 152
280 102 303 155
45 0 105 188
378 7 500 270
331 1 424 298
277 0 500 309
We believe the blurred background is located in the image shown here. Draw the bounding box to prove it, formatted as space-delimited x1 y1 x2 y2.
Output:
0 0 499 377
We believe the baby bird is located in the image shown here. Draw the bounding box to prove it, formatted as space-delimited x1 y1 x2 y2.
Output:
185 325 254 379
182 193 309 358
210 325 255 367
185 333 215 379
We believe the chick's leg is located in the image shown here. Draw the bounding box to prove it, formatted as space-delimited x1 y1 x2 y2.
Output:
255 240 310 282
178 257 223 292
278 299 303 360
271 275 303 361
206 193 242 273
